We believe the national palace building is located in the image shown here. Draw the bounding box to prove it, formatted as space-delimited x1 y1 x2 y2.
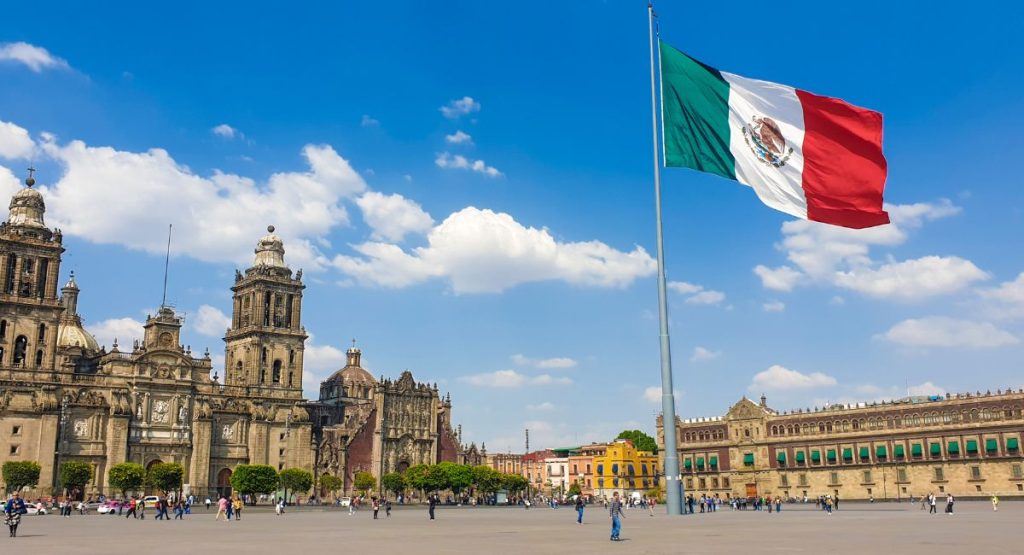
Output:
0 173 478 499
657 391 1024 501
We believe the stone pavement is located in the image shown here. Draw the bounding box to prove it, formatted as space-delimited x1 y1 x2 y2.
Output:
3 501 1018 554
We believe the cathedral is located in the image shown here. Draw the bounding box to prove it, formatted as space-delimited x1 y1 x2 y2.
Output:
0 173 475 499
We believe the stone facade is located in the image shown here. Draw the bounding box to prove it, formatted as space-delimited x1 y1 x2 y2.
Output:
657 391 1024 501
308 347 477 495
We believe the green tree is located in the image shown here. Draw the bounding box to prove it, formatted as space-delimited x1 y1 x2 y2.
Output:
404 464 431 493
107 462 145 497
230 465 279 502
437 462 472 496
2 461 41 494
502 474 528 494
146 462 184 495
567 480 582 497
616 429 658 454
278 468 313 502
353 471 376 495
59 461 93 496
471 465 503 495
319 474 343 500
381 472 405 497
645 485 663 502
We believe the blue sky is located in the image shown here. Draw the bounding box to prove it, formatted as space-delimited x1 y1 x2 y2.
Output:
1 1 1021 453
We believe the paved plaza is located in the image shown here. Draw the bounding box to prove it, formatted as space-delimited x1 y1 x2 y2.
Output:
3 501 1019 554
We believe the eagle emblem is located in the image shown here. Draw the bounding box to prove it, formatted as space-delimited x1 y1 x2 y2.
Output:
742 116 794 168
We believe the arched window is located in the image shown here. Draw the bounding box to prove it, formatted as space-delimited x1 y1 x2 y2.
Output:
272 359 282 383
289 350 295 365
260 368 266 384
235 361 243 381
12 335 27 366
0 320 6 340
38 323 46 343
261 347 268 364
34 349 43 367
288 371 294 387
4 254 15 293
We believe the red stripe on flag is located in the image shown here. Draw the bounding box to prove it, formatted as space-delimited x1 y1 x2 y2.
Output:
796 89 889 229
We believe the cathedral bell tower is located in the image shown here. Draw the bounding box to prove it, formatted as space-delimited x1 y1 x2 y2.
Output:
0 170 65 370
223 226 306 396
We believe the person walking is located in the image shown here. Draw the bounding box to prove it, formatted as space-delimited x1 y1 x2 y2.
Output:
945 493 954 515
215 496 228 521
575 496 585 524
991 494 999 511
372 497 380 520
928 493 937 514
428 494 437 520
205 497 211 511
174 500 184 520
225 497 234 521
4 492 27 538
385 499 392 518
609 491 624 541
125 497 137 519
233 497 243 520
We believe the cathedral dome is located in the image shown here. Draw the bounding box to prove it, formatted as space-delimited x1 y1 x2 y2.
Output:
325 346 376 385
253 225 287 268
7 181 47 229
57 320 100 351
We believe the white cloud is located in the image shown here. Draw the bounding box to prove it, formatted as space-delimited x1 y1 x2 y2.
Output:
435 152 502 177
0 121 34 159
440 96 481 119
0 42 69 72
979 272 1024 320
690 346 721 362
355 191 434 242
763 300 786 312
511 354 577 369
668 280 726 305
834 256 987 300
37 136 366 270
192 304 231 337
87 317 144 349
211 124 240 140
445 130 473 144
829 296 846 305
0 166 22 202
907 381 946 397
360 115 380 128
333 207 655 294
536 357 577 369
526 401 556 412
458 369 572 388
753 265 802 291
750 365 837 393
879 317 1019 349
753 199 979 300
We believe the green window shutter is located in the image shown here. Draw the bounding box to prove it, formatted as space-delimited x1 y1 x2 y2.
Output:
948 441 959 454
777 452 786 463
876 446 887 458
930 443 941 455
911 444 923 456
859 447 870 459
811 450 821 462
796 451 806 463
894 445 905 457
985 438 998 452
710 456 718 468
842 448 853 461
1008 438 1019 450
684 459 692 470
827 449 837 461
696 457 705 469
743 453 754 465
966 440 978 453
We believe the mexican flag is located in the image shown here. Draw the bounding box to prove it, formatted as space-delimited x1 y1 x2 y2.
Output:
660 41 889 229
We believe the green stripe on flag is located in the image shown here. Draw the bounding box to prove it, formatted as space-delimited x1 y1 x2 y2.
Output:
659 42 734 178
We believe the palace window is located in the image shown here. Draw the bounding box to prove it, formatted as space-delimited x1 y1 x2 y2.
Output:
699 478 706 489
685 478 693 489
798 474 808 487
780 474 789 487
712 478 719 488
970 466 982 480
897 469 908 482
934 467 944 481
1012 464 1022 479
863 470 872 483
723 477 730 488
830 472 839 485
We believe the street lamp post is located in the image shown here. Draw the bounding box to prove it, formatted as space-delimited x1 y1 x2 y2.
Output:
54 395 69 496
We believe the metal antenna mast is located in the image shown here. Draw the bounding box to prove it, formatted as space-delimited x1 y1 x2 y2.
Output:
161 224 172 308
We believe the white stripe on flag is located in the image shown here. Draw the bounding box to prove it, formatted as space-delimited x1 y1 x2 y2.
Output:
723 71 807 219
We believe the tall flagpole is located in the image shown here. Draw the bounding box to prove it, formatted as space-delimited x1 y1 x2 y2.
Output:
648 2 684 515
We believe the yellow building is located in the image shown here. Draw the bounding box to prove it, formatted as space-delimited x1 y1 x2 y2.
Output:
592 439 658 498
